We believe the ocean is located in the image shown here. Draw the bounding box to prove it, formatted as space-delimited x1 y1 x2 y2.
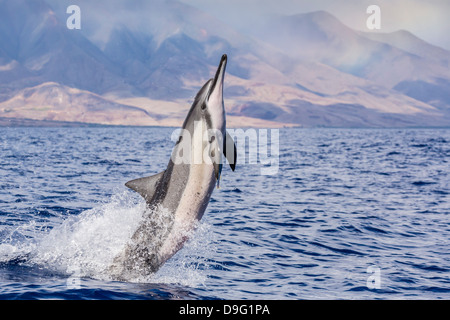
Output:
0 127 449 299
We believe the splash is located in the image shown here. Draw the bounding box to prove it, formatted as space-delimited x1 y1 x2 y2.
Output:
0 219 44 264
29 192 144 280
0 191 216 287
153 221 217 287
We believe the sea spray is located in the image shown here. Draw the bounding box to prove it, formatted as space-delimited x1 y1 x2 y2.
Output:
109 203 217 285
29 191 144 279
0 191 217 286
0 219 45 264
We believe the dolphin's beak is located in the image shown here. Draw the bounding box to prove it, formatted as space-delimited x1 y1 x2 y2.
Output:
207 55 227 189
207 54 227 107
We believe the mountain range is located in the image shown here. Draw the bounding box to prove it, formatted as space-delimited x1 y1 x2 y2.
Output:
0 0 449 127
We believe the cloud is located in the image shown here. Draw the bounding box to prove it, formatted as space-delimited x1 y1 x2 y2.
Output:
181 0 450 50
45 0 450 50
46 0 183 46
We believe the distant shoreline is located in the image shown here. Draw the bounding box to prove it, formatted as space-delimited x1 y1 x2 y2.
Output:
1 117 449 129
0 117 110 128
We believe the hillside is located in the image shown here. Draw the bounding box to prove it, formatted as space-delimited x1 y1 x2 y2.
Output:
0 0 449 127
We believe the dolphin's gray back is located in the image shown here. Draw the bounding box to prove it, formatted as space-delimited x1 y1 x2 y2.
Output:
154 112 211 215
151 160 189 213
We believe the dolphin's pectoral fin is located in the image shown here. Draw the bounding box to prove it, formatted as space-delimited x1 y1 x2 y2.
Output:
224 131 237 171
214 162 223 188
125 171 165 202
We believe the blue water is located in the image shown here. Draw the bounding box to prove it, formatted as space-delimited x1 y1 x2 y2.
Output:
0 127 449 299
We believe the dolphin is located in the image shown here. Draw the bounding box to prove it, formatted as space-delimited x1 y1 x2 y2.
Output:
109 54 236 281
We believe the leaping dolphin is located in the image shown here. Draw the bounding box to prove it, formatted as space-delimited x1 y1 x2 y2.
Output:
109 54 236 281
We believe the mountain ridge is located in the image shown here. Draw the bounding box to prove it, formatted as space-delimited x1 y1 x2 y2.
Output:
0 0 449 127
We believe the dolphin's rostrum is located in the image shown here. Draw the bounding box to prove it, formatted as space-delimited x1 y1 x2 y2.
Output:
109 54 236 281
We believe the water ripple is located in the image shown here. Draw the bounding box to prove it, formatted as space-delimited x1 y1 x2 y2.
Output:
0 127 449 299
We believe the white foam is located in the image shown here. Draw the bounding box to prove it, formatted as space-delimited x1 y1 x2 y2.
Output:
29 191 144 279
0 220 42 263
1 191 217 287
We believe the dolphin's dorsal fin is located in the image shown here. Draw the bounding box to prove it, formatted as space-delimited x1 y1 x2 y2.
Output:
224 131 237 171
125 171 165 202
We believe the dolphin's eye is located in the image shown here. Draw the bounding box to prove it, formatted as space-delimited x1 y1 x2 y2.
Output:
201 102 207 110
210 136 215 143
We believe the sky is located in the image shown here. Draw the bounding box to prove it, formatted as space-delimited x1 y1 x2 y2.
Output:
46 0 450 51
181 0 450 50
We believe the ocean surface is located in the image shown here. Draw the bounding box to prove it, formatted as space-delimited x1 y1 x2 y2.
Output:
0 127 449 300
